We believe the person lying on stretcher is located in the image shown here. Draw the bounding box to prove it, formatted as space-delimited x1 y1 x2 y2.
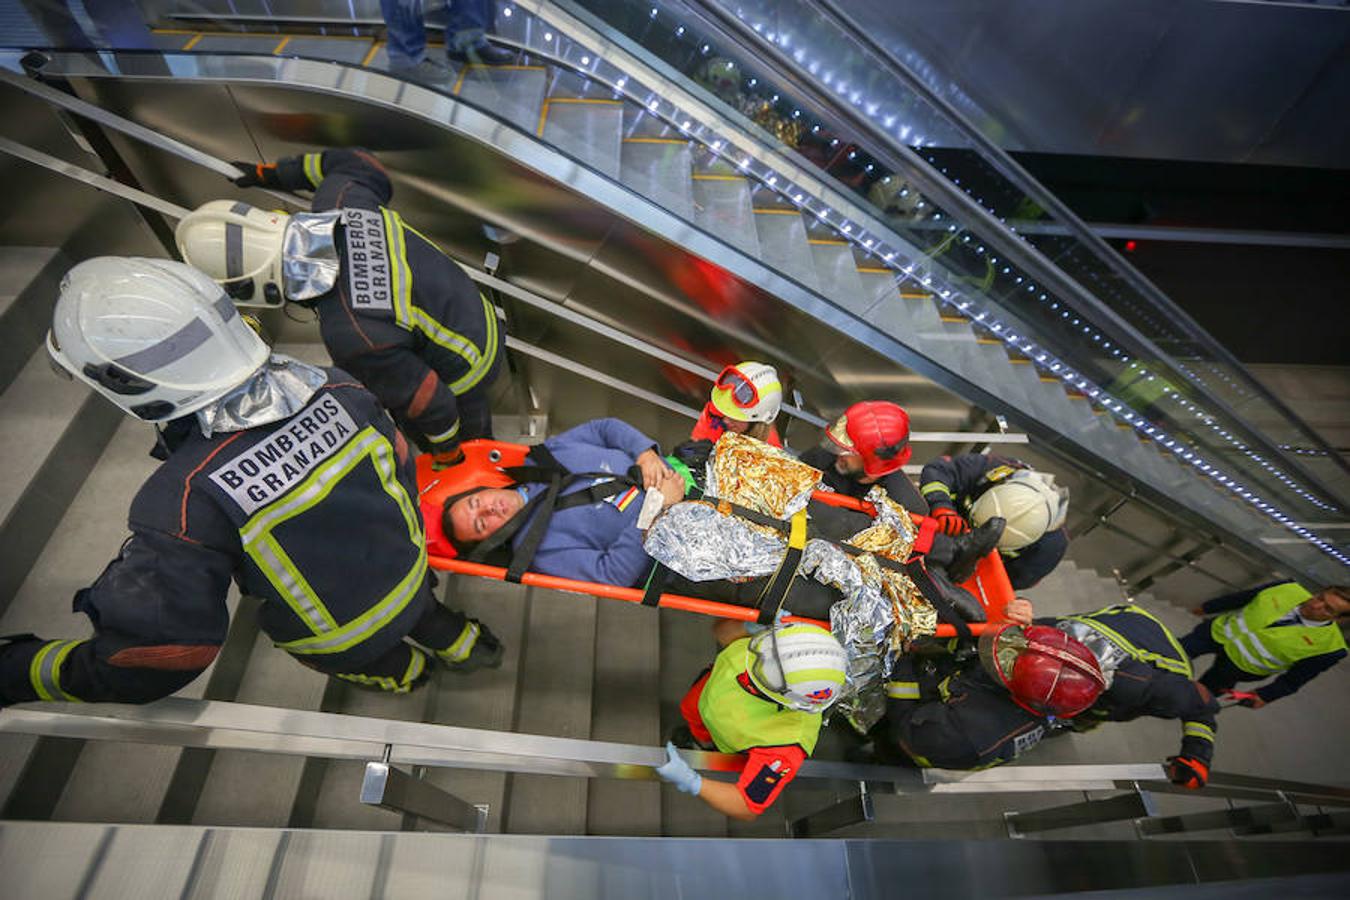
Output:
436 418 1006 622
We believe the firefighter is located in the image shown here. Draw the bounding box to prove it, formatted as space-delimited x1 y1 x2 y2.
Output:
880 604 1218 789
175 147 503 469
656 620 848 819
689 361 784 447
918 453 1069 590
0 258 500 707
1181 581 1349 708
798 400 928 515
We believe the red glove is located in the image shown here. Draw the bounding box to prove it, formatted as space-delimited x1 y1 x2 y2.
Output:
430 446 466 471
931 506 969 536
1166 755 1209 790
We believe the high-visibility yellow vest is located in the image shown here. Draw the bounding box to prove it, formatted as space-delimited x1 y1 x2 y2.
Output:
1211 583 1348 676
699 638 821 755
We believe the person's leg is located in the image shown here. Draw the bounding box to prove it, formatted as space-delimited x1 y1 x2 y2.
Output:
407 600 503 671
318 641 432 694
379 0 428 68
1195 653 1246 696
446 0 492 48
1179 619 1221 660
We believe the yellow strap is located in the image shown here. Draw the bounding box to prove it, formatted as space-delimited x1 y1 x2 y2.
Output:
788 509 807 550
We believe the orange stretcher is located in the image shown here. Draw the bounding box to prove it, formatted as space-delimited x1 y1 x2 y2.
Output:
417 440 1013 636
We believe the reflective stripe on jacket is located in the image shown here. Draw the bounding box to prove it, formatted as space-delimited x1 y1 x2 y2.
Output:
1211 583 1348 676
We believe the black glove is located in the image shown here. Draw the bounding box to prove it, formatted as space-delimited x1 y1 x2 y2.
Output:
1166 755 1209 790
229 160 279 189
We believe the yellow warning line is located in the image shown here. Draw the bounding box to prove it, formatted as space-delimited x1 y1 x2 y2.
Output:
273 36 292 55
361 41 383 67
1039 375 1060 383
536 99 550 137
899 291 931 300
150 28 197 35
692 173 745 181
752 207 799 215
808 238 847 246
621 137 688 144
461 64 546 71
855 266 891 274
939 314 968 324
976 338 1001 345
452 65 469 95
182 33 204 51
546 97 622 105
1009 357 1032 365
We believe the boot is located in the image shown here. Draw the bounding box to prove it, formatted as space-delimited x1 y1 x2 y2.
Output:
438 620 504 674
924 564 987 623
945 516 1005 584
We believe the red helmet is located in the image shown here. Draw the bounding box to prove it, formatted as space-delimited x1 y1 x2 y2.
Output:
979 623 1106 718
825 401 911 477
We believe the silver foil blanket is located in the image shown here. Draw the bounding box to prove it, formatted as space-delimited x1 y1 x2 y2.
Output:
644 471 937 732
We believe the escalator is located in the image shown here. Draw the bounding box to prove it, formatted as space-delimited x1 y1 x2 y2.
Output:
0 0 1347 865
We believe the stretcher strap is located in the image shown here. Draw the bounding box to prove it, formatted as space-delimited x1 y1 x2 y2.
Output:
755 510 808 625
640 561 667 607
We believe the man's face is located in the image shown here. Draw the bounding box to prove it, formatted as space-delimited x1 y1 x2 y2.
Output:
1299 590 1350 622
448 488 525 544
832 452 877 483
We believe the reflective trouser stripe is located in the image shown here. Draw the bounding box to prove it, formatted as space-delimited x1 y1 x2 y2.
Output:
337 648 427 694
438 621 480 663
885 681 920 700
426 419 461 446
1183 721 1215 743
29 640 84 702
303 153 324 188
1218 616 1284 675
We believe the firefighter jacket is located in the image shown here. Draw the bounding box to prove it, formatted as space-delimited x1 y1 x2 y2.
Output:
0 373 432 706
271 148 502 453
918 453 1067 589
1208 583 1347 685
1055 605 1219 767
883 604 1219 770
798 445 928 516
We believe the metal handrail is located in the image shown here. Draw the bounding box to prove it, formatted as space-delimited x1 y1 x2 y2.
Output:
0 79 1027 446
808 0 1350 484
671 0 1350 510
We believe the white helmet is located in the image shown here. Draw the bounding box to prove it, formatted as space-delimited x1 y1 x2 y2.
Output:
745 623 848 713
48 257 269 422
970 470 1069 551
175 200 289 308
710 361 782 424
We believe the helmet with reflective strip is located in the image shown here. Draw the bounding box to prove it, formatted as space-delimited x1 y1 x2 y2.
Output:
745 623 848 713
710 361 782 423
175 200 289 308
48 257 268 422
979 623 1105 718
825 400 912 477
970 469 1069 551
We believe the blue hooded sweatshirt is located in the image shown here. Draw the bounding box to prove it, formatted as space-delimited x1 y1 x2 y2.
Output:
510 418 659 587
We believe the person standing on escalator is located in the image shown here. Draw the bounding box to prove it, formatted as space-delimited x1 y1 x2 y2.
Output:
798 400 929 515
378 0 516 86
176 147 504 471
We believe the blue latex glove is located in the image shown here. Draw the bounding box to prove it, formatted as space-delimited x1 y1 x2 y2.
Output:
744 607 790 635
655 741 703 795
